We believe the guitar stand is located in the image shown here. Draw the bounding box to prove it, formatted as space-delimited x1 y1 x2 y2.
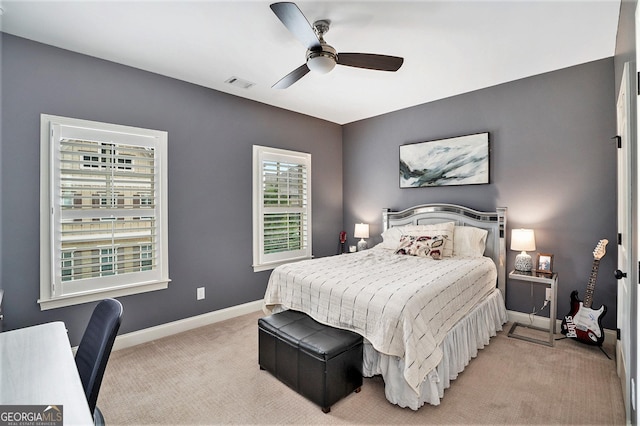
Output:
555 336 612 360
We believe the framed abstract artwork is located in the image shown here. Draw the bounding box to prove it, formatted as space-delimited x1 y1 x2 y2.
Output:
399 132 489 188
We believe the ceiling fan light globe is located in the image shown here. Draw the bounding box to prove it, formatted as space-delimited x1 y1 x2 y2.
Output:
307 52 336 74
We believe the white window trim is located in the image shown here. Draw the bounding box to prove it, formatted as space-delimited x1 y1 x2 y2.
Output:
252 145 312 272
39 114 170 310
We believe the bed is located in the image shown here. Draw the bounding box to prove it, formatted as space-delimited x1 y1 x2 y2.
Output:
262 203 508 409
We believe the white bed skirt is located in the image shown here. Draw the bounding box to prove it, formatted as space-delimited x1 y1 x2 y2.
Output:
362 288 508 410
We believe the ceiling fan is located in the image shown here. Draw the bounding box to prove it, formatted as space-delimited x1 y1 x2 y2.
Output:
270 2 404 89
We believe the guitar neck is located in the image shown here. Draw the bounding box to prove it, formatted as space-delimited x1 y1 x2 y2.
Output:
584 259 600 309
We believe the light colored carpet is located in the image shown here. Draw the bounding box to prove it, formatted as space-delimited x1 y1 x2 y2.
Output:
98 310 625 425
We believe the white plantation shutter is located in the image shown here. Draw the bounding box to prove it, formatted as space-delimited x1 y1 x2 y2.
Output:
40 115 169 309
253 146 311 271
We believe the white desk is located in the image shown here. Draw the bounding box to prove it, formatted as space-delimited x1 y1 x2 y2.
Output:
0 321 93 425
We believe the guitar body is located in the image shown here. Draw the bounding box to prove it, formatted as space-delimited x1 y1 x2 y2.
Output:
561 290 607 346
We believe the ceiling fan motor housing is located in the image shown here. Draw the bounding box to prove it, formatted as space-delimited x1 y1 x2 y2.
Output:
306 20 336 74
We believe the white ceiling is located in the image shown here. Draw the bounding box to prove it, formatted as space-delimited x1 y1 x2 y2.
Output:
1 1 621 125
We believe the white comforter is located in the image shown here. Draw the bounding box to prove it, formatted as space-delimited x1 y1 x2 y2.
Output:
262 246 497 394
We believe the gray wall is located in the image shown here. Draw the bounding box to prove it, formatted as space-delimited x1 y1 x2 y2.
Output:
0 31 620 338
342 58 618 329
1 34 342 344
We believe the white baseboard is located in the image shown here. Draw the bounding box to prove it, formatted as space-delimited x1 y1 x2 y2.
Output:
111 305 616 352
507 310 616 347
112 300 264 351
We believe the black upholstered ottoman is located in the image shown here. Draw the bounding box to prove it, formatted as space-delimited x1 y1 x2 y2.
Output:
258 310 363 413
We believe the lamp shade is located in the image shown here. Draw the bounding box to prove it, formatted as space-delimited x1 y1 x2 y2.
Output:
510 229 536 252
354 223 370 239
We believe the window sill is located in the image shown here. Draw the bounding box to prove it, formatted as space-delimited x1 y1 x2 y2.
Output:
253 256 312 273
38 279 170 311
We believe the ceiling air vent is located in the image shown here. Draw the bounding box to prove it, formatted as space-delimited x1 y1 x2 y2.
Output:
225 76 255 89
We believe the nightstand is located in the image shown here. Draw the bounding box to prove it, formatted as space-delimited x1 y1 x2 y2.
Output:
508 270 558 347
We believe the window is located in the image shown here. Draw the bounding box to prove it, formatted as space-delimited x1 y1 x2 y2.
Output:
252 145 311 272
39 114 169 310
61 251 74 282
139 244 153 271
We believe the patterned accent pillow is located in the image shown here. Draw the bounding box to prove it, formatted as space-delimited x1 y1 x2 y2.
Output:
394 234 447 260
381 221 455 257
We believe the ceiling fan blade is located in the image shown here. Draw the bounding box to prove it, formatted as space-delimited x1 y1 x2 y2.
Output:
337 53 404 72
270 2 321 51
272 64 310 89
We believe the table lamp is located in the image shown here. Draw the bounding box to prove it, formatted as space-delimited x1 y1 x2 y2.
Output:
354 223 369 251
511 228 536 272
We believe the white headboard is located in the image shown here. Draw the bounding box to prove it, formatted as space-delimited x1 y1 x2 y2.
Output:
382 204 507 296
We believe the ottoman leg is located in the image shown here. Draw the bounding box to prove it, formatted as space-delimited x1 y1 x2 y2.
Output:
322 406 331 414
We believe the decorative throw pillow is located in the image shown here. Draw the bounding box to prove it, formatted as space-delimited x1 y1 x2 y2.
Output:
401 222 455 257
381 221 455 256
394 234 447 260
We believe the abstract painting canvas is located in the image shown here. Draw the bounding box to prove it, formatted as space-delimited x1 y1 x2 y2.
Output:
400 132 489 188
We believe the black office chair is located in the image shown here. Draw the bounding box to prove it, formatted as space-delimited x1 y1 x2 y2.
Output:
75 298 123 425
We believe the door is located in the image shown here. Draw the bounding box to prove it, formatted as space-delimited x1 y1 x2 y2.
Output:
616 61 634 423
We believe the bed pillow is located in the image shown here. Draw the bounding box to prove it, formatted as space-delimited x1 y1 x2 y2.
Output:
381 221 455 256
379 226 404 249
453 226 488 257
394 234 447 259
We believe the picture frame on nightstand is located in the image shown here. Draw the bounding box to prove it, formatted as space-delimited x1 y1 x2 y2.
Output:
535 253 553 274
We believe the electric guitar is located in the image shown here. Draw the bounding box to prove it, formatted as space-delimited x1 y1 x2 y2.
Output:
560 239 608 346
